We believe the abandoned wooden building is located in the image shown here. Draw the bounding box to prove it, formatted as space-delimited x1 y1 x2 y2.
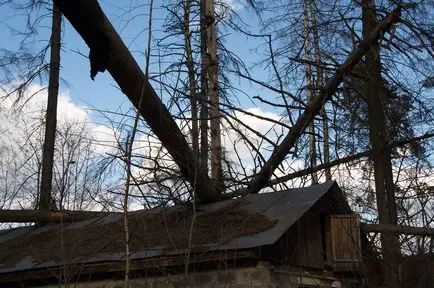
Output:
0 181 364 287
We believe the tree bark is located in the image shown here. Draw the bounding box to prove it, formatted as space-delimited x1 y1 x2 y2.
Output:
183 0 199 157
205 0 223 186
303 0 318 184
53 0 221 203
239 7 401 196
199 0 209 174
39 3 61 211
310 0 331 180
362 1 400 286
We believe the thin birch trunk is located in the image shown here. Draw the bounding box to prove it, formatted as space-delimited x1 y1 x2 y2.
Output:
124 1 154 287
206 0 222 186
183 0 199 157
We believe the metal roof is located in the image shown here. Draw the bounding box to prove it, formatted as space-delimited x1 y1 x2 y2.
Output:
0 181 348 274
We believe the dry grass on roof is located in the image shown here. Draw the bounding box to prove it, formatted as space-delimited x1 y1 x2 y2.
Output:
0 202 277 267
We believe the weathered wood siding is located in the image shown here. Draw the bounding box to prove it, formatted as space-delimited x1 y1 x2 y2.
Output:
326 215 362 272
262 196 362 274
263 200 328 270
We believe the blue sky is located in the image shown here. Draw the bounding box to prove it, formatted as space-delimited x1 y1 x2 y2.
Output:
0 2 123 111
0 0 272 124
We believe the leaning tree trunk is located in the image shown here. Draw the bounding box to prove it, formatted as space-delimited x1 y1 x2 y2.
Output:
53 0 221 204
362 1 400 286
234 7 401 197
39 3 61 211
267 132 434 186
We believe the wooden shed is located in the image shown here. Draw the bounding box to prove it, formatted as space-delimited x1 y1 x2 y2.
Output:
0 181 363 287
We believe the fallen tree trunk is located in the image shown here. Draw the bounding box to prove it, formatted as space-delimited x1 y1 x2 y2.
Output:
236 6 402 196
361 223 434 237
0 210 110 223
53 0 221 203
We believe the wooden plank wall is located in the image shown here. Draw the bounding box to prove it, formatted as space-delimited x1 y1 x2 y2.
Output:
263 202 327 270
327 215 362 272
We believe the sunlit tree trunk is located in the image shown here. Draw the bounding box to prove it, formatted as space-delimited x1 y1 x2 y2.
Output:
303 0 318 184
183 0 199 158
362 1 400 286
205 0 222 186
309 0 331 180
39 3 61 211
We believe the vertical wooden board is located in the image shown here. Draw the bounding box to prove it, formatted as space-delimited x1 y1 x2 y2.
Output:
324 216 333 268
328 215 361 271
298 213 324 270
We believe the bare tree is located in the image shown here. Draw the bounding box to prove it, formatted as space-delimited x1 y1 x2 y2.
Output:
204 0 222 186
302 0 318 183
362 1 400 285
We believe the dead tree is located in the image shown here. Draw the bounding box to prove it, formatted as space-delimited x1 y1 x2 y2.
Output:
1 3 428 240
302 0 319 184
204 0 223 186
53 0 222 204
362 0 400 285
309 0 331 181
51 0 400 203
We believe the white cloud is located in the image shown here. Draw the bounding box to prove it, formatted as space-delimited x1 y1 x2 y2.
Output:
216 0 246 18
57 91 89 124
0 84 119 155
0 83 120 210
221 0 245 11
222 107 289 172
89 124 120 154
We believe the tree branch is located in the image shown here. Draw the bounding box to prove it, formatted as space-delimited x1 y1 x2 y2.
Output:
361 223 434 237
236 6 402 196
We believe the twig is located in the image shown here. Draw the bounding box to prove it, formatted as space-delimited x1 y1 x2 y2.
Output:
123 1 154 287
